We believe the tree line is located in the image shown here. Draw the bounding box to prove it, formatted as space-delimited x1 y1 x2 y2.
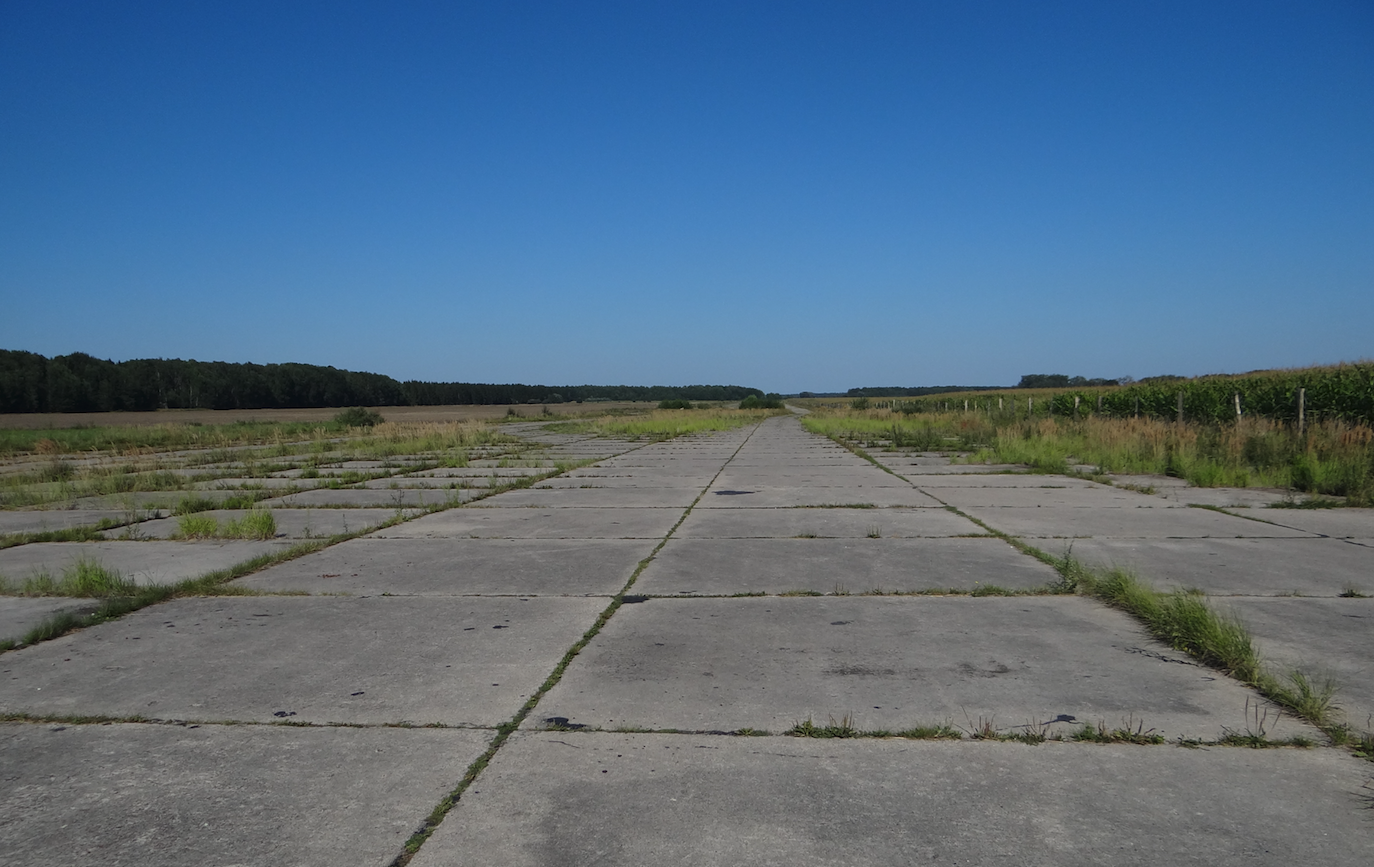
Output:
0 350 764 413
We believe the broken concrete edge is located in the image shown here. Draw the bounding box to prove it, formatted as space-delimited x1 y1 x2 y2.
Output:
383 419 767 867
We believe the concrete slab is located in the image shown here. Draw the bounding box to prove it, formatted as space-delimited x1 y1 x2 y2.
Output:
0 596 605 725
375 507 683 540
635 537 1061 595
0 597 99 643
193 477 322 491
1252 507 1374 539
928 486 1171 509
134 508 407 540
474 487 702 508
69 490 259 510
415 732 1374 867
675 507 980 539
237 538 656 596
904 473 1097 488
1220 597 1374 730
879 461 1033 475
536 475 716 488
1064 537 1374 596
697 486 943 508
261 487 478 508
360 476 491 489
1154 487 1296 508
0 510 144 535
0 540 294 586
534 596 1271 740
0 722 491 867
963 504 1315 538
713 469 906 488
409 467 544 478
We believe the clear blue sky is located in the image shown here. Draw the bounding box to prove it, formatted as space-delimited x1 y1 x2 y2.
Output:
2 1 1371 393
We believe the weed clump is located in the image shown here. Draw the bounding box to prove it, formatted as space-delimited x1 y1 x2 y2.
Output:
657 399 694 410
0 557 140 598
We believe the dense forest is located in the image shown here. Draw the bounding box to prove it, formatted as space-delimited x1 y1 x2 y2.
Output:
0 350 763 413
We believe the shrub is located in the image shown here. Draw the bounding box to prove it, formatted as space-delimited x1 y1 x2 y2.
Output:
740 394 785 409
333 407 385 428
658 399 694 410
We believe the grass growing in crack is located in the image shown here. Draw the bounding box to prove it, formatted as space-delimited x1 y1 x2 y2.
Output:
0 557 141 597
388 416 764 866
1072 720 1166 745
787 716 963 740
0 524 111 550
1056 556 1346 738
1070 563 1260 680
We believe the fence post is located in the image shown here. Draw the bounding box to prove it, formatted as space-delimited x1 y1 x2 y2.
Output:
1074 395 1080 414
1134 395 1139 418
964 400 968 412
1097 394 1103 414
1233 392 1241 422
1028 396 1033 415
1176 391 1184 424
1298 388 1306 434
999 396 1003 411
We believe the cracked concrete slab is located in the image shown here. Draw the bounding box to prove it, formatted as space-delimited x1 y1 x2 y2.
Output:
962 504 1315 538
236 537 655 596
0 510 142 535
697 486 943 508
133 508 407 539
0 597 99 643
1247 507 1374 539
532 596 1274 740
414 732 1374 867
926 485 1175 509
0 596 606 726
1221 596 1374 729
0 722 492 867
1062 537 1374 596
374 507 684 539
635 537 1061 595
901 473 1095 487
0 540 294 586
473 486 703 508
675 507 980 539
261 487 478 508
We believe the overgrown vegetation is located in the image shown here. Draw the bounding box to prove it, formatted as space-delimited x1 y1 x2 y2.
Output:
801 405 1374 503
1057 558 1348 737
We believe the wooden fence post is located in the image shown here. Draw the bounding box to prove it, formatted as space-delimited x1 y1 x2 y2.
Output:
1234 392 1241 422
1176 391 1184 424
1298 388 1306 434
